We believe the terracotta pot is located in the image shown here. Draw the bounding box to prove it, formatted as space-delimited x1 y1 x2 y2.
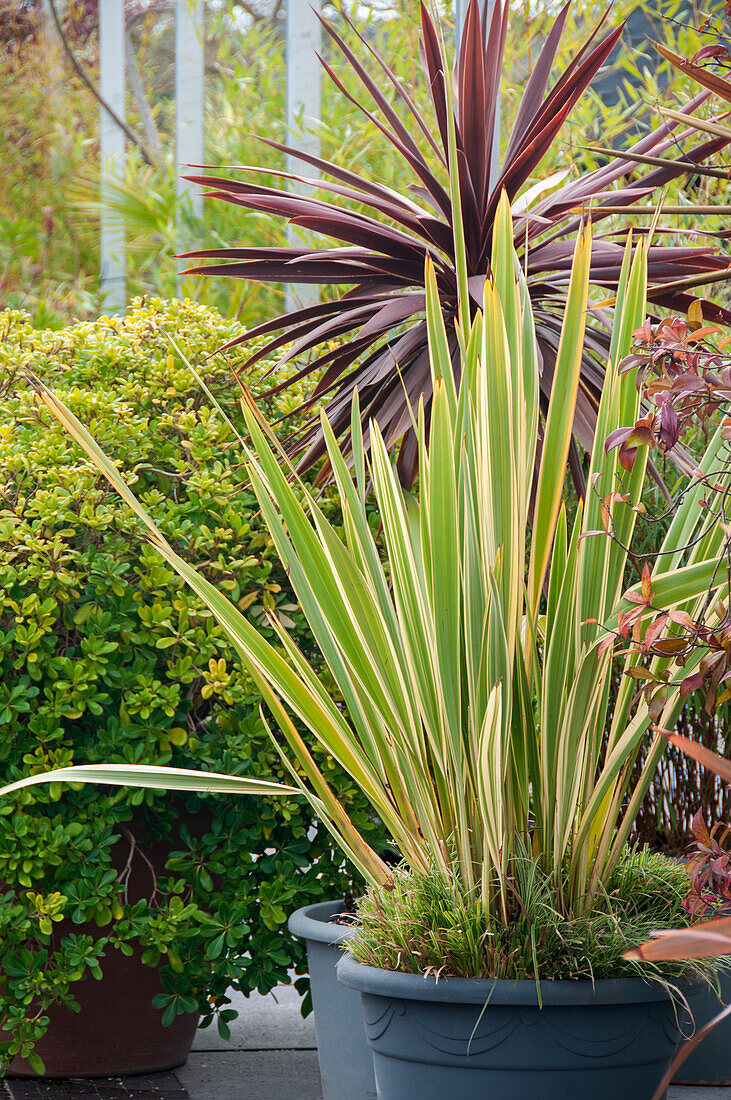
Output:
5 810 204 1077
7 943 199 1077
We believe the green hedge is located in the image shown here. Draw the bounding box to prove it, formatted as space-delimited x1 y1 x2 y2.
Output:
0 299 383 1071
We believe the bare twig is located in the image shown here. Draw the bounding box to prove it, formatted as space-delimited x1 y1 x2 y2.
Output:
46 0 156 167
120 826 161 906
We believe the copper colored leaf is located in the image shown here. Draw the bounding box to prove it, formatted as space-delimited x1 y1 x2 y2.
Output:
641 563 652 603
666 734 731 783
649 638 688 656
692 808 713 849
624 914 731 961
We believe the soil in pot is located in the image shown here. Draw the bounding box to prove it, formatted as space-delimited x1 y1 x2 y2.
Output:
338 954 687 1100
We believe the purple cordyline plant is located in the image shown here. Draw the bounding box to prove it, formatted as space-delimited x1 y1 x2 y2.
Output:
183 0 731 487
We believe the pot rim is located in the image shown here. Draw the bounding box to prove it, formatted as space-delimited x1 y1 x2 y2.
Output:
336 952 686 1006
288 899 357 946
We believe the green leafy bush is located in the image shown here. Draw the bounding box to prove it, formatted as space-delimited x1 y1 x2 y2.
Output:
0 298 382 1071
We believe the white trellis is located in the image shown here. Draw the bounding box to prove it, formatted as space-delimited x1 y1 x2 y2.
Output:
175 0 205 300
284 0 322 311
99 0 126 312
97 0 205 310
96 1 477 312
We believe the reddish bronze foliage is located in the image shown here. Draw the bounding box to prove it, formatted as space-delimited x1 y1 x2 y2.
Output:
684 808 731 916
606 316 729 469
603 315 731 717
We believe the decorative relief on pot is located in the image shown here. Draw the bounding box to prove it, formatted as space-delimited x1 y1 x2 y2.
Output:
540 1011 666 1060
362 997 678 1066
363 1000 399 1042
362 1000 520 1058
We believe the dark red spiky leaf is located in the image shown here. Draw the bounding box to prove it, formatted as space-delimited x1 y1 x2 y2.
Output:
184 0 731 483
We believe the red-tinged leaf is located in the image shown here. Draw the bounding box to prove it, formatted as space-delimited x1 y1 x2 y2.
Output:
688 324 723 341
643 615 668 650
617 354 647 375
622 591 647 606
605 426 633 454
641 563 652 603
658 400 680 451
624 914 731 962
693 44 731 62
648 686 669 722
692 808 713 848
619 445 639 471
634 319 654 341
705 685 719 716
666 734 731 783
680 671 705 697
649 638 688 656
600 495 611 533
626 666 662 682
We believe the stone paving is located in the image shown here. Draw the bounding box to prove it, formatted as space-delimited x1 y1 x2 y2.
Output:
178 984 731 1100
1 983 730 1099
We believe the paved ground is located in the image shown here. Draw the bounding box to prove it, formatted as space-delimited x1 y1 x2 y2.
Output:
179 984 731 1100
178 985 321 1100
2 983 731 1099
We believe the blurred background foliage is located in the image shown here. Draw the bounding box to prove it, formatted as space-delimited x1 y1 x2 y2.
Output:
1 0 727 329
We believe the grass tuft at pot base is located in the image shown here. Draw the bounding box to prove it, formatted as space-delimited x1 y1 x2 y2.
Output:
346 848 719 986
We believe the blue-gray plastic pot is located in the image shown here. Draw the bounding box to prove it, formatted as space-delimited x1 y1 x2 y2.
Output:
337 953 686 1100
675 970 731 1085
288 901 376 1100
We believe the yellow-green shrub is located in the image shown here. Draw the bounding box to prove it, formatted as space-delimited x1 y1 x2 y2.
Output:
0 298 382 1071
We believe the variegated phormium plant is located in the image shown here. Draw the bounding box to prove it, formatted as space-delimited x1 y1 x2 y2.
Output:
3 196 731 924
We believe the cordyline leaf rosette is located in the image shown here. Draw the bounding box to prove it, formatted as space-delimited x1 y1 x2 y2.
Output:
5 196 731 931
182 0 731 486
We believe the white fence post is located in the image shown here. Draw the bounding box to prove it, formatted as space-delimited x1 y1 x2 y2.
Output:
455 0 467 53
456 0 499 192
285 0 322 312
99 0 126 313
175 0 205 298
